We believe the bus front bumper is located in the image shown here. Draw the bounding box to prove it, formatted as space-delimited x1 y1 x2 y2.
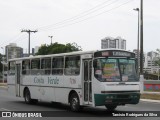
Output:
94 93 140 106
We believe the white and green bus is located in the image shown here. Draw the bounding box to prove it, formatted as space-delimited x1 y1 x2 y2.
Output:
7 49 140 111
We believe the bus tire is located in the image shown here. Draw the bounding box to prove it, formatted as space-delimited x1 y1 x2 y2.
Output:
70 93 80 112
24 89 38 104
105 105 117 111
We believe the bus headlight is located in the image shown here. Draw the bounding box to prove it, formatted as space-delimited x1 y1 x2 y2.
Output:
134 95 137 98
106 96 110 99
130 95 137 98
106 96 115 99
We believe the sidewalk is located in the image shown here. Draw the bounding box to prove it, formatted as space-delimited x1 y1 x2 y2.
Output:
143 91 160 95
140 91 160 103
140 99 160 103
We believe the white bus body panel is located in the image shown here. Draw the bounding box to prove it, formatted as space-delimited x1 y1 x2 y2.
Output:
104 82 140 91
20 74 83 104
7 76 16 96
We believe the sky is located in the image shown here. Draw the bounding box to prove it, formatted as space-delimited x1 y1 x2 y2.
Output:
0 0 160 54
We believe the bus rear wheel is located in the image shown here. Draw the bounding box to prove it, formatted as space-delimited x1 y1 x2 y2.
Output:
70 93 80 112
105 105 117 111
24 89 38 104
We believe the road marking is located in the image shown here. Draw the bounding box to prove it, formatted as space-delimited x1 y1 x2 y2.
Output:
0 108 11 111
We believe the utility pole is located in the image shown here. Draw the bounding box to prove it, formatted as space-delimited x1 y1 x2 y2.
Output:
48 36 53 45
140 0 143 75
133 8 140 76
21 29 38 56
139 0 144 93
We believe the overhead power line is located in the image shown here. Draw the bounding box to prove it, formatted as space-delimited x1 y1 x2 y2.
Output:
38 0 134 31
1 0 134 48
37 0 120 30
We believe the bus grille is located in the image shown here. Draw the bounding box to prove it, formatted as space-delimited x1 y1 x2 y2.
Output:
117 95 129 99
113 98 131 103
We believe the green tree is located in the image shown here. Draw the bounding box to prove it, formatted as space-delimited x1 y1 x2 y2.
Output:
154 49 160 66
36 44 49 55
36 42 82 55
154 49 160 80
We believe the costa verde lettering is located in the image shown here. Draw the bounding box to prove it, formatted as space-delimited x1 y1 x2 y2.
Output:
33 77 59 85
34 77 44 84
48 77 59 84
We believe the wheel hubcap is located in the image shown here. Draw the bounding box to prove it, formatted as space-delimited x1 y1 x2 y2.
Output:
25 92 30 102
72 98 78 110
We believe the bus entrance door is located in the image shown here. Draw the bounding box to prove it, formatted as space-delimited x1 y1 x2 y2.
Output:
83 59 92 105
15 63 21 97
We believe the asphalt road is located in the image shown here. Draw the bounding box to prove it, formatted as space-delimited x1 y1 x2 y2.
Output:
0 87 160 120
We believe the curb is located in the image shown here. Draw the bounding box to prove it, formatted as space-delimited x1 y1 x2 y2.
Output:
142 92 160 95
0 86 7 88
140 99 160 103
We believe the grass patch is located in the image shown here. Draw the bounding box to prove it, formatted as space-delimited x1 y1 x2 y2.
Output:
0 83 7 86
144 90 160 92
141 93 160 100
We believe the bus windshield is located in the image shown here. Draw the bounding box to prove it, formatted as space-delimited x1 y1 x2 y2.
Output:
94 58 138 82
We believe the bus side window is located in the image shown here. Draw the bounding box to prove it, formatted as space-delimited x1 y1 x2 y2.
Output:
31 59 40 75
64 56 80 75
41 58 51 75
22 60 30 75
8 61 15 75
52 57 64 75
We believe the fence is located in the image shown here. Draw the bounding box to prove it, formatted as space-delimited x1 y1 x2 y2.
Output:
144 80 160 91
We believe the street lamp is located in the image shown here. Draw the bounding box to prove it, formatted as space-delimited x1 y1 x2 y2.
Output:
140 0 143 75
139 0 144 93
133 8 140 76
48 36 53 45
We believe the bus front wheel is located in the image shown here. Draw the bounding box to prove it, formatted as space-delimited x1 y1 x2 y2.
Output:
70 93 80 112
105 105 117 111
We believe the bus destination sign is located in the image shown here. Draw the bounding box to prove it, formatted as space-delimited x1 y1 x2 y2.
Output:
94 50 135 58
112 51 131 57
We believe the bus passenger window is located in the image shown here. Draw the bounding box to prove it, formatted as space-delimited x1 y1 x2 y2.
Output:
22 60 30 75
64 56 80 75
52 57 64 75
31 59 40 75
41 58 51 75
8 61 15 75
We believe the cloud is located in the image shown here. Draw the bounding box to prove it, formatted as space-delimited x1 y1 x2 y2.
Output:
0 0 160 53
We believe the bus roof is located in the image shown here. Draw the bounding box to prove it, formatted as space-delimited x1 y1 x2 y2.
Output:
8 49 134 62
